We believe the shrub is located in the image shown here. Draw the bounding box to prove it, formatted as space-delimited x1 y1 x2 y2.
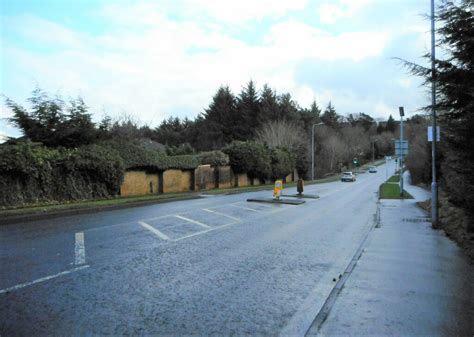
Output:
223 141 271 179
197 151 229 167
0 143 124 207
270 147 295 179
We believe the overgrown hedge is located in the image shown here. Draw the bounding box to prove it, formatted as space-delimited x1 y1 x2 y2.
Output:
198 151 229 167
100 139 199 170
0 143 124 207
223 141 295 180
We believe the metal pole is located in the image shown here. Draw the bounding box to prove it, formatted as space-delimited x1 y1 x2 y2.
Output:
399 111 404 197
430 0 439 227
372 141 375 164
311 124 315 181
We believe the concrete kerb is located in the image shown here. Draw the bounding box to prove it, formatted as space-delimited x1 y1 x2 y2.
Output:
0 175 338 226
0 194 203 226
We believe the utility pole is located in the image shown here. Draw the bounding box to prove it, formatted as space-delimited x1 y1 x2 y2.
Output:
430 0 439 227
311 122 324 181
399 107 405 197
372 139 378 164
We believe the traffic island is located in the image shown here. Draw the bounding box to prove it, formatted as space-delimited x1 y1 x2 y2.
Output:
247 198 305 205
282 194 320 199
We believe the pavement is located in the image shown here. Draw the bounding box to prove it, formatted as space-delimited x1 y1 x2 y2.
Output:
1 163 473 336
308 171 474 336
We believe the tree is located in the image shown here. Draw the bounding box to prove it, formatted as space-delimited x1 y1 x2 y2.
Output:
6 88 97 147
401 0 474 229
200 85 237 148
385 114 397 133
236 80 260 139
321 102 340 128
258 84 280 122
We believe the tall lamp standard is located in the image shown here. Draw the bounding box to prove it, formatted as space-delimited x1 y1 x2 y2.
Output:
399 106 405 197
372 139 379 164
311 122 325 181
430 0 439 227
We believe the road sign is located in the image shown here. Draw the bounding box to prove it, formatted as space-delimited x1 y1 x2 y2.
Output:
427 126 440 142
394 140 409 156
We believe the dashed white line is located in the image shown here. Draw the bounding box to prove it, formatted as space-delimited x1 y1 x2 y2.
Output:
174 215 211 229
75 232 86 265
202 208 240 221
0 265 90 294
138 221 171 241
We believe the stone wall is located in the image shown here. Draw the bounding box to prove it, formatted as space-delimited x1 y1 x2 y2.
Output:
120 171 159 197
120 166 297 197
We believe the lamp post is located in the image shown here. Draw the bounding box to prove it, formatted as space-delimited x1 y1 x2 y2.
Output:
430 0 439 227
399 106 405 197
311 122 324 181
372 139 378 164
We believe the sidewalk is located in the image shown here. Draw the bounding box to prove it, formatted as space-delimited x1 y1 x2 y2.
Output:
308 172 474 336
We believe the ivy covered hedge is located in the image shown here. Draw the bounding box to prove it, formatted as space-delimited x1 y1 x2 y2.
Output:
223 141 295 180
0 143 124 207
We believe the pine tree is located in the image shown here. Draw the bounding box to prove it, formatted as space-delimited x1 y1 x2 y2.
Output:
321 102 340 128
258 84 280 122
385 114 396 133
236 80 260 139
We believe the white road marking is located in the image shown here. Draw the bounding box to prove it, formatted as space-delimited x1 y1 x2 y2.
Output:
75 232 86 265
174 215 211 229
202 208 240 221
229 204 262 212
138 221 171 241
0 265 89 294
172 223 235 242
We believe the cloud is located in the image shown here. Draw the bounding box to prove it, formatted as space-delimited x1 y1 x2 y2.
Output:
318 0 372 24
1 0 429 128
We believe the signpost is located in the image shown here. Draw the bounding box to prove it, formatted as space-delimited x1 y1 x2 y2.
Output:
427 126 440 142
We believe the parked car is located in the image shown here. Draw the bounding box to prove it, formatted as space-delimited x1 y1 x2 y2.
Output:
369 166 377 173
341 172 356 182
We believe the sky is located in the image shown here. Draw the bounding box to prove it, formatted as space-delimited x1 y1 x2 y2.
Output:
0 0 434 138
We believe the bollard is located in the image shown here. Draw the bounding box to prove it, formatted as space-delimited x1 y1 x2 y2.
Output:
297 179 304 195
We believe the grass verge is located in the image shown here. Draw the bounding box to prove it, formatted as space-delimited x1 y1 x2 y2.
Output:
387 175 400 183
379 182 413 199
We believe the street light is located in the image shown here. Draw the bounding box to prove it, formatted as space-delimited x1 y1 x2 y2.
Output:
371 139 379 164
399 106 405 197
311 122 324 181
430 0 439 227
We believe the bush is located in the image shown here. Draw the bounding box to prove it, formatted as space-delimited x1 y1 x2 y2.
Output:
270 147 295 179
223 141 272 179
0 143 124 207
197 151 229 167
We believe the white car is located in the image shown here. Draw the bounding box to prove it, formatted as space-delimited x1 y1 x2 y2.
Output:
369 166 377 173
341 172 356 182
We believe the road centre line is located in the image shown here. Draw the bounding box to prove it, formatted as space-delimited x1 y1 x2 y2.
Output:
174 215 211 229
75 232 86 265
138 221 171 241
202 208 240 221
0 265 90 295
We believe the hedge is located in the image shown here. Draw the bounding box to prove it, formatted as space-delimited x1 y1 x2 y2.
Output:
0 143 124 207
223 141 272 179
270 147 295 180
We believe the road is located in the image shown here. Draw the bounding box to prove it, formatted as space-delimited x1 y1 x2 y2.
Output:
0 163 394 335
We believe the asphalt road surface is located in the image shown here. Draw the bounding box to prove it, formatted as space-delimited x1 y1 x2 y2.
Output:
1 163 395 336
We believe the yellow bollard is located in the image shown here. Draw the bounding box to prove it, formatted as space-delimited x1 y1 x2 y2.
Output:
273 180 283 199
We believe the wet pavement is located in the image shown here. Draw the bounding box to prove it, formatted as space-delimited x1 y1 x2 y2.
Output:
308 173 474 336
1 162 473 336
